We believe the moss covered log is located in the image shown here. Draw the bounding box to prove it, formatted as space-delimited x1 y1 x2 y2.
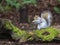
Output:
0 18 60 42
0 19 31 42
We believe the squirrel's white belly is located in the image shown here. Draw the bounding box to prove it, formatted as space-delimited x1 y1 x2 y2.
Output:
37 18 48 29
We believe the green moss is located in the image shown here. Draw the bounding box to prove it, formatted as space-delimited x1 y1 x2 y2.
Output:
3 19 31 40
34 27 58 41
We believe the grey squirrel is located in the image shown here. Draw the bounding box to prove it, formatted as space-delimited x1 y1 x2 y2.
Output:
32 11 52 30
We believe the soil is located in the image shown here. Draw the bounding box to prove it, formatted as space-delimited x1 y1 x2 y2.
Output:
0 39 60 45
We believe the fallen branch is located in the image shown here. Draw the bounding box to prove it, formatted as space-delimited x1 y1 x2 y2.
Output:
0 18 60 42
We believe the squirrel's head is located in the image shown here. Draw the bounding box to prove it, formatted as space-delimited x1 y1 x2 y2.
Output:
32 15 41 24
34 15 38 19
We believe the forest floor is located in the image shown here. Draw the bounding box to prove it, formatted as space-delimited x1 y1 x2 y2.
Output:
0 39 60 45
53 25 60 30
0 25 60 45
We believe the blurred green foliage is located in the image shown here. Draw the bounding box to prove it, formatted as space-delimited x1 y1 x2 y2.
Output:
0 0 37 12
58 0 60 3
0 4 11 12
6 0 21 10
53 0 60 14
54 6 60 14
5 0 37 11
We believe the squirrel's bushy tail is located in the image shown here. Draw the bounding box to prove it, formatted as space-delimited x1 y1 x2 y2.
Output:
41 11 53 27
